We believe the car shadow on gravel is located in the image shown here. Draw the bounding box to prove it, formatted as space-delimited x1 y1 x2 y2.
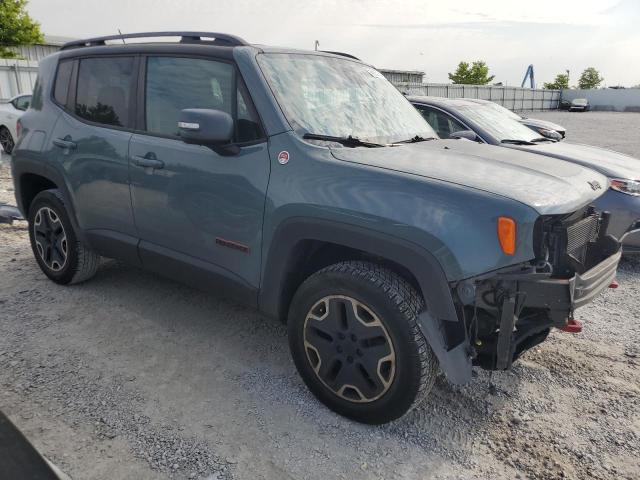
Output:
80 259 526 465
4 250 637 480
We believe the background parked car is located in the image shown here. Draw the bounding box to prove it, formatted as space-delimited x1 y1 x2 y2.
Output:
0 94 31 154
570 98 591 112
409 95 640 254
466 98 566 140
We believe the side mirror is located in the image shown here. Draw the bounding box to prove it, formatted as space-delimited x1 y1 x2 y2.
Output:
539 129 562 141
178 109 234 146
450 130 480 142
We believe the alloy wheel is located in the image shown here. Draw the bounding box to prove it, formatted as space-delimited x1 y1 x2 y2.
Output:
33 207 68 272
303 295 396 403
0 128 14 154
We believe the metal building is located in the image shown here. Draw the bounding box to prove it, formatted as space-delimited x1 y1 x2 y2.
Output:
378 69 425 85
0 36 72 100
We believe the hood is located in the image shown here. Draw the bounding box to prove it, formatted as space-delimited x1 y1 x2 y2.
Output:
509 142 640 179
331 140 608 215
519 117 566 133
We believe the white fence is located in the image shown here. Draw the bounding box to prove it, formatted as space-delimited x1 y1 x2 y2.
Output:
561 88 640 112
0 59 40 101
396 83 561 111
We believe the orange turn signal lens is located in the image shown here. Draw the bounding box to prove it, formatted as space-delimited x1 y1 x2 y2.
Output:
497 217 516 255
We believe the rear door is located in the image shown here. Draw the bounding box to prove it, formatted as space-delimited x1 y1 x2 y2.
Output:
49 55 138 256
129 55 269 291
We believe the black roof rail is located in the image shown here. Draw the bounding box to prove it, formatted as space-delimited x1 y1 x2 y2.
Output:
320 50 361 61
61 31 249 50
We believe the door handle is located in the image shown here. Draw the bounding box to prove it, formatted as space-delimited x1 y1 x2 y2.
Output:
52 137 77 149
131 154 164 169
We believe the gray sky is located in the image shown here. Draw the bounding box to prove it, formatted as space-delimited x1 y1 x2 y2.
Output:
28 0 640 87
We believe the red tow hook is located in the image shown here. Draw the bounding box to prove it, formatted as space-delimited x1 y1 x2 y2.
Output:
609 279 619 289
559 318 583 333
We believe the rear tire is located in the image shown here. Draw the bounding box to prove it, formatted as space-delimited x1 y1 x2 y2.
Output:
28 189 99 285
288 261 438 424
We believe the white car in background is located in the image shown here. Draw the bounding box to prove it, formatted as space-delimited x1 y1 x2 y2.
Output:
0 93 31 154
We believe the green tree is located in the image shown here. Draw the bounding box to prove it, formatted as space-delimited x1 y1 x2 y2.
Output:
0 0 44 59
543 73 570 90
578 67 604 90
448 61 495 85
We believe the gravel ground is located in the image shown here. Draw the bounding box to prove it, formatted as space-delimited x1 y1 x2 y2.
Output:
1 111 639 480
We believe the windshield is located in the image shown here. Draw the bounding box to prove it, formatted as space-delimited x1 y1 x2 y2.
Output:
482 102 522 120
458 104 544 142
257 53 436 144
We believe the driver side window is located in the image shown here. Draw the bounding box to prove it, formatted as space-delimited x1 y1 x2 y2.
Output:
145 56 264 143
418 107 465 139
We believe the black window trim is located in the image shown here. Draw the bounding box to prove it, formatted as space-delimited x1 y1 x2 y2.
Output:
138 53 267 147
49 52 267 147
51 53 140 135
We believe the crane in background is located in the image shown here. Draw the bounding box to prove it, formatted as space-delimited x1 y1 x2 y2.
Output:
521 64 535 88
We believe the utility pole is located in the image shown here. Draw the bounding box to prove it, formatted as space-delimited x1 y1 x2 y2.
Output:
314 40 319 51
566 69 570 86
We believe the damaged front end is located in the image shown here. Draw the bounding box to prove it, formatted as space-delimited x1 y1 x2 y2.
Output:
456 206 621 371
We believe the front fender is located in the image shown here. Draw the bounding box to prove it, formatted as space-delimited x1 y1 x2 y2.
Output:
259 217 473 384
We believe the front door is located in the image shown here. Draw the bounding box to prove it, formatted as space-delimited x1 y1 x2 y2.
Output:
129 55 269 289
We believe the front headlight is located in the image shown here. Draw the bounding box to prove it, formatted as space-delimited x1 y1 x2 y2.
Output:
611 179 640 196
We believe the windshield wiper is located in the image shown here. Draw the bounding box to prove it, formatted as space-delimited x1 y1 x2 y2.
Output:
500 139 536 145
302 133 386 148
393 135 438 144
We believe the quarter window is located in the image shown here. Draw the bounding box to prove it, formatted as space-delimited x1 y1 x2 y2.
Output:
75 57 135 128
236 81 264 142
53 59 73 106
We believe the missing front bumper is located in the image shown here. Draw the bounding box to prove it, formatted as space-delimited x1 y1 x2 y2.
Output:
472 249 622 371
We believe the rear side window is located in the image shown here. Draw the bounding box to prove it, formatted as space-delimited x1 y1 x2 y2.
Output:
53 59 73 106
75 57 135 128
145 56 263 142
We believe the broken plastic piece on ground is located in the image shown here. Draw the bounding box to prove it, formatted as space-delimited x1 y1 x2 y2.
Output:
609 279 619 289
0 204 24 225
558 318 583 333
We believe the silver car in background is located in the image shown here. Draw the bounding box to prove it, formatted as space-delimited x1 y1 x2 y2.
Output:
468 98 566 140
410 96 640 255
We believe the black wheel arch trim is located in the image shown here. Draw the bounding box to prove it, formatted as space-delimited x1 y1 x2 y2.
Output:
12 158 86 243
259 217 472 384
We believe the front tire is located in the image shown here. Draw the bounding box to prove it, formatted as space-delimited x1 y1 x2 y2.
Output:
288 261 438 424
28 189 100 285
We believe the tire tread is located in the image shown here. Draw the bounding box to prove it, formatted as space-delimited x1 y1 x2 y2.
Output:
313 260 438 414
44 189 99 284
